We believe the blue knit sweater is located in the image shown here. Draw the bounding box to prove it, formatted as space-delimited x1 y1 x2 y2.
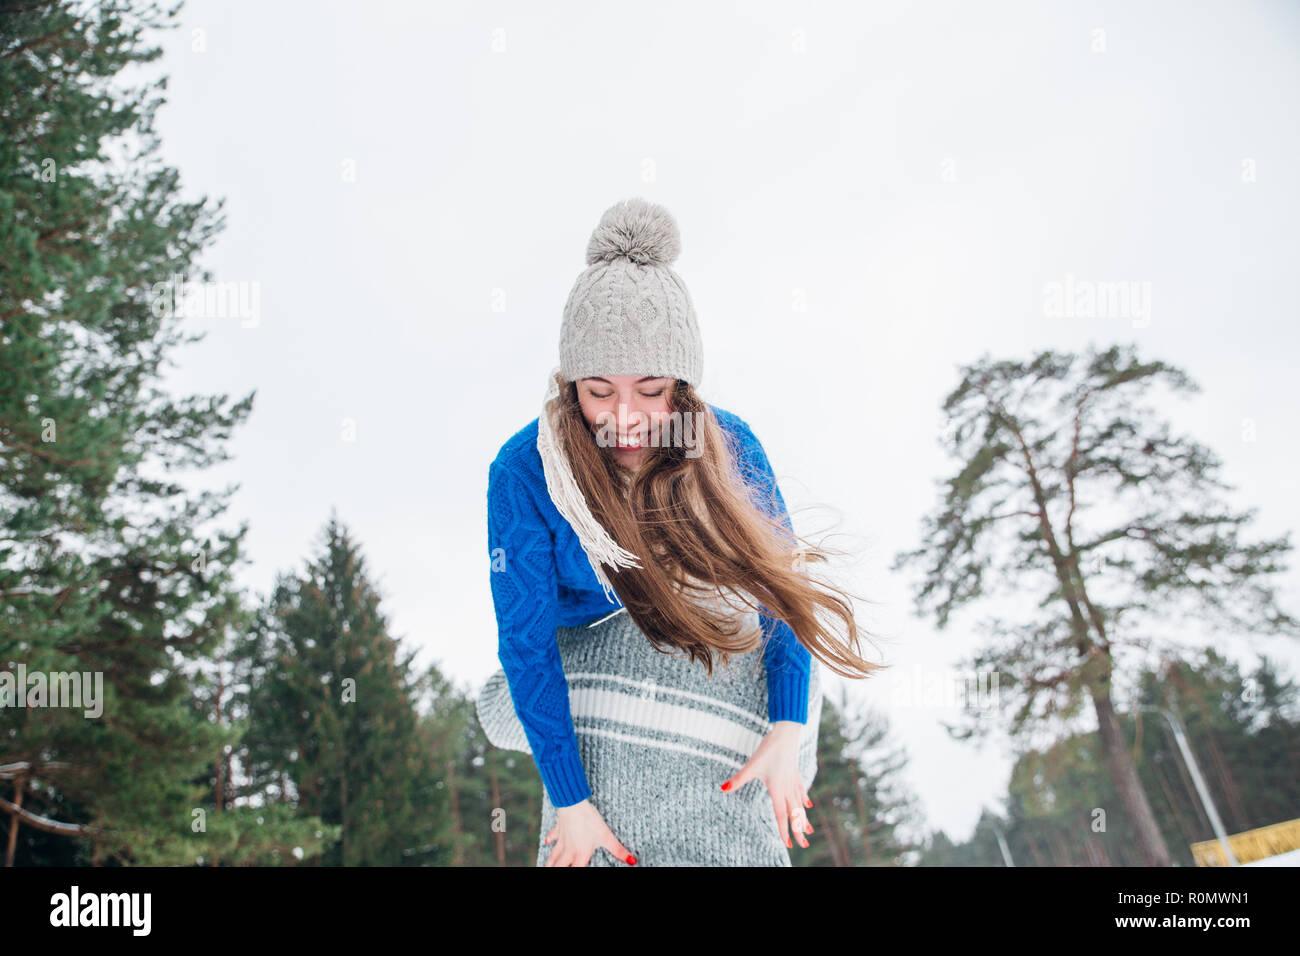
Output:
486 405 812 808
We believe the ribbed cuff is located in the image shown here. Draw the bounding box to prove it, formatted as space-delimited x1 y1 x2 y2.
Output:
538 742 593 808
767 666 810 724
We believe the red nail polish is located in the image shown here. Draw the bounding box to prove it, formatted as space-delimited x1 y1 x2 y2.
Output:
720 781 731 791
626 854 637 865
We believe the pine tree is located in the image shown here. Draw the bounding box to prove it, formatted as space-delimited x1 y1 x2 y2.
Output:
412 668 473 866
893 344 1300 865
430 678 545 866
0 0 259 865
924 652 1300 866
186 634 340 866
792 689 921 866
1132 650 1300 859
237 514 447 865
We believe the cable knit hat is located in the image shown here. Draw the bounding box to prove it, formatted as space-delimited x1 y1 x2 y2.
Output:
559 197 704 386
537 197 704 602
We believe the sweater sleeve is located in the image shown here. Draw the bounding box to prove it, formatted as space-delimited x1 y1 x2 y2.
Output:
729 418 812 725
486 459 593 808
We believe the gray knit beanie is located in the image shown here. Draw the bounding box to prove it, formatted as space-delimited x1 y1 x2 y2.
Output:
558 197 704 387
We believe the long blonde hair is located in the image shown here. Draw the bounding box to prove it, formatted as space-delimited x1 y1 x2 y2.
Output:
554 371 885 682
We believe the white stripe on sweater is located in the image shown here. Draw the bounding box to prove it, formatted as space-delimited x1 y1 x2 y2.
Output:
567 671 769 728
569 685 765 758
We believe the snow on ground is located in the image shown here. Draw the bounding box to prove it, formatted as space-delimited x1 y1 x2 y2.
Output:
1241 848 1300 867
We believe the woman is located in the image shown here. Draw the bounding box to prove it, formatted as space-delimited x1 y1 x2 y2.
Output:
479 197 883 866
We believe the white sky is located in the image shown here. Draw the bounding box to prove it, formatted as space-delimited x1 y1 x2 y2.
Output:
138 0 1300 845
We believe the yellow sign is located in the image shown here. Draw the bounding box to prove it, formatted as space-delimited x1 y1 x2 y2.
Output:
1191 817 1300 866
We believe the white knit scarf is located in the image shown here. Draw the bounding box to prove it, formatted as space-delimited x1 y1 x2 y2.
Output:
536 365 643 604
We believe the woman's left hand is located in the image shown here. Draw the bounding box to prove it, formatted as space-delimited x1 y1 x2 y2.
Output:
720 720 813 849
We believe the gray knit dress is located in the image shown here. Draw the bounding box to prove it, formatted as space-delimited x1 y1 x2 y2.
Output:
476 600 823 867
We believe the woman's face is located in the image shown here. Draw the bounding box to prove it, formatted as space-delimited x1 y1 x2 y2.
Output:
577 375 674 470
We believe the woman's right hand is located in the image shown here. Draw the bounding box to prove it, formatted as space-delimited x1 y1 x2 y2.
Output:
543 799 637 867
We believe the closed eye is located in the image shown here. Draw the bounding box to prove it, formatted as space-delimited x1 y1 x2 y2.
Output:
590 390 664 399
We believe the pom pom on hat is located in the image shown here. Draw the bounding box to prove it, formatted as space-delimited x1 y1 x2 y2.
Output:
585 196 681 268
560 195 703 385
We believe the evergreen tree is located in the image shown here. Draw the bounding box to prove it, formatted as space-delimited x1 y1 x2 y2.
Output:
793 689 921 866
892 344 1300 865
432 676 544 866
921 651 1300 865
916 828 961 866
0 0 258 865
1130 650 1300 862
237 515 447 865
186 634 339 866
412 668 473 866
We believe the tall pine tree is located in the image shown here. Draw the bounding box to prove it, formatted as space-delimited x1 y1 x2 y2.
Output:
237 515 447 865
1 0 258 865
894 345 1300 865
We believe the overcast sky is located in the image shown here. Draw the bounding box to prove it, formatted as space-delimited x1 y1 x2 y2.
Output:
139 0 1300 844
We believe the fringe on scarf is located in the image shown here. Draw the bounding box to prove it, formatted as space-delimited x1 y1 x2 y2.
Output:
536 365 643 604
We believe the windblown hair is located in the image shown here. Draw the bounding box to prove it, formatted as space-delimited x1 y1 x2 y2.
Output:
553 371 885 682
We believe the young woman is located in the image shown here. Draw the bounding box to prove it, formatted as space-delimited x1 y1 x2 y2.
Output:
480 197 883 866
